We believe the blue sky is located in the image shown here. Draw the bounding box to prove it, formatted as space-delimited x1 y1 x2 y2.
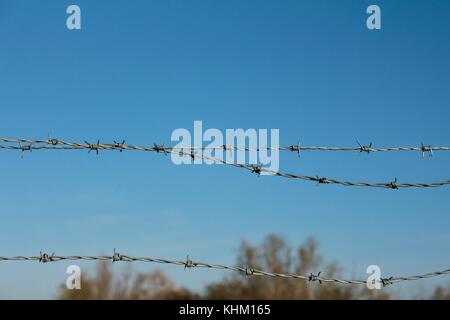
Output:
0 0 449 298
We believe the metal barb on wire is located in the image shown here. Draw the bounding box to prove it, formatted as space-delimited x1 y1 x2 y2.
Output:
18 142 33 158
113 140 126 152
85 140 101 155
112 248 122 262
39 251 54 263
421 143 433 158
153 143 168 155
289 141 301 157
250 165 263 176
190 148 196 161
357 140 373 154
185 255 194 270
389 178 399 190
48 133 59 146
380 277 394 287
245 265 254 276
315 176 329 186
308 272 322 284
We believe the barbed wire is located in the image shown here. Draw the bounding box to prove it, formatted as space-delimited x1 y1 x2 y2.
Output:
1 137 449 189
0 251 449 287
1 139 449 288
1 138 449 157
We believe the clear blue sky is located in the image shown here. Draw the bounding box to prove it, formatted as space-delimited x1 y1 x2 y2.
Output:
0 0 449 299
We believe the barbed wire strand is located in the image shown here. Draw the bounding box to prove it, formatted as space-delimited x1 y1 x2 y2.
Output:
1 137 449 189
0 252 449 287
1 138 449 154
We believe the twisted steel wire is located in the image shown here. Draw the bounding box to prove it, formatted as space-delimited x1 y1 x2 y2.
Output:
1 138 449 287
1 137 449 153
0 252 449 287
1 137 450 189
